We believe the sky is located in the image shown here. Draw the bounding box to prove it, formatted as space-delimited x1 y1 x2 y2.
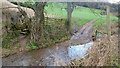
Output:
108 0 120 3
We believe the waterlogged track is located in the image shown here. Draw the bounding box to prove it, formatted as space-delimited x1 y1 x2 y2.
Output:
2 19 97 66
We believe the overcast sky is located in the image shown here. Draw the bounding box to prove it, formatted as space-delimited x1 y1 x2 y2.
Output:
108 0 120 3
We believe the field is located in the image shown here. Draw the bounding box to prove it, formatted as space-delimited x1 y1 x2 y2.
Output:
45 3 118 28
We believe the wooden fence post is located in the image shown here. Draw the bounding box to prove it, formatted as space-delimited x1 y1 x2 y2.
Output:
106 5 112 65
106 6 111 38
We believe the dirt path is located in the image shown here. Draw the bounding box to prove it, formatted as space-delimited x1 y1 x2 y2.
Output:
2 19 97 66
18 35 27 52
71 19 97 39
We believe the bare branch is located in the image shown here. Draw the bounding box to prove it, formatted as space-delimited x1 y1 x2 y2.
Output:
10 2 35 10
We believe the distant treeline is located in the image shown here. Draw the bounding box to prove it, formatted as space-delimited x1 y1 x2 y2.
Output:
71 2 118 13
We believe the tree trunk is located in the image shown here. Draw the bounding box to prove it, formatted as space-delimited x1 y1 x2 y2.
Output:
66 2 74 35
30 2 46 45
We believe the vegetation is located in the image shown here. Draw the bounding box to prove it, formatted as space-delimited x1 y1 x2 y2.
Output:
2 33 18 48
2 1 119 66
26 17 69 49
2 17 69 50
43 18 69 46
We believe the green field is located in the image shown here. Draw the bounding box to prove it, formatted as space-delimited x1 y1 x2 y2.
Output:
45 3 118 28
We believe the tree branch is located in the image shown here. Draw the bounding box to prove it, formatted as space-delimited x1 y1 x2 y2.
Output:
10 2 35 10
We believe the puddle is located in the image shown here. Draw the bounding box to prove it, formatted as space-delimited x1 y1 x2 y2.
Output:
68 42 93 60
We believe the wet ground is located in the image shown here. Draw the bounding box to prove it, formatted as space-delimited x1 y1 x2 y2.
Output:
2 40 94 66
3 42 69 66
2 19 97 66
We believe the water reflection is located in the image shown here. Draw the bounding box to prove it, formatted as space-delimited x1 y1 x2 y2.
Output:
68 42 93 60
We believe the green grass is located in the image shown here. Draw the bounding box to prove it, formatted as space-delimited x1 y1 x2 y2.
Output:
45 3 67 18
45 2 118 28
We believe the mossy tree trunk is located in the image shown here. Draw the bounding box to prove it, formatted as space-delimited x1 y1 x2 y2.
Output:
30 2 46 45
